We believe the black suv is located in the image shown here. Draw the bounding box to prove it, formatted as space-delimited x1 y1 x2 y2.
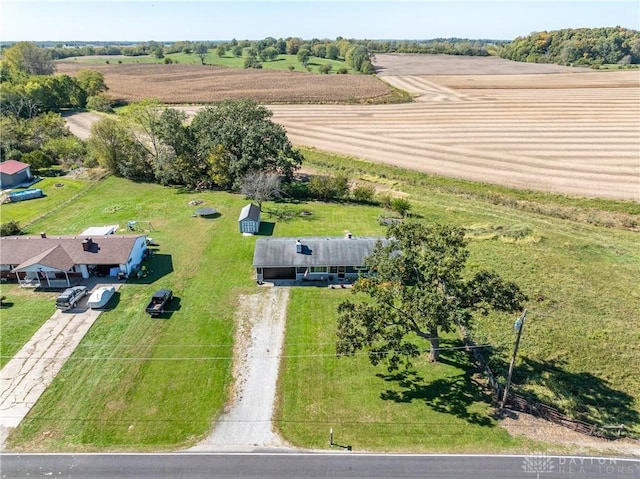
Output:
55 286 89 310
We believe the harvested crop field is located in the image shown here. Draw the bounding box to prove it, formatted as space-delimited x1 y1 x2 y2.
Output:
61 55 639 200
55 62 395 104
267 56 640 200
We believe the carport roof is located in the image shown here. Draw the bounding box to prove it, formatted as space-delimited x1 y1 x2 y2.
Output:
253 236 387 268
13 244 75 272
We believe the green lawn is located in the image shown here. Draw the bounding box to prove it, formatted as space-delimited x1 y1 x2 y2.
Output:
6 177 255 450
277 289 534 452
1 177 94 229
59 51 355 74
296 148 640 436
0 285 58 369
3 148 639 451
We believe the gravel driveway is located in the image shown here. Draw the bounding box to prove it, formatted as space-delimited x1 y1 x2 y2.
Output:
190 287 291 451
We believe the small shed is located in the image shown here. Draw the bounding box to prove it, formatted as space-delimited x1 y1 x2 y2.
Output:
0 160 33 189
238 203 261 234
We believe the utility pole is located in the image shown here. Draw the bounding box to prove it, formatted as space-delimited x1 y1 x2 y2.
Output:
500 309 527 411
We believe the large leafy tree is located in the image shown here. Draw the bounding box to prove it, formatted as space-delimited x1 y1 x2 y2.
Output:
190 99 302 189
3 42 55 75
87 117 150 180
76 69 108 97
194 44 208 65
336 222 526 369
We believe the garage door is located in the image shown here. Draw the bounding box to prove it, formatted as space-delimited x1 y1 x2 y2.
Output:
263 267 296 280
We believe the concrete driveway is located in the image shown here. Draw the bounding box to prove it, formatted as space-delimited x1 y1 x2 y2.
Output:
0 283 121 449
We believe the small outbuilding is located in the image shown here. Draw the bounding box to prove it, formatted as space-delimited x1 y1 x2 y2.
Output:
238 203 261 235
0 160 33 189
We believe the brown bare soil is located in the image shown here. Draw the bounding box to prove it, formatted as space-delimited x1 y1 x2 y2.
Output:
373 53 588 75
56 62 395 104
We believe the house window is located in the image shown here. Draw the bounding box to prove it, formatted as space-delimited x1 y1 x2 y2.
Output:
329 266 338 273
354 265 368 271
311 266 327 273
296 267 307 274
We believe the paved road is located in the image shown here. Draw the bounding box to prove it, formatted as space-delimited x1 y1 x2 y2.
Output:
1 453 639 479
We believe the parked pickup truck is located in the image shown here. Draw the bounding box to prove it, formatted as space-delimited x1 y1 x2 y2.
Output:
145 289 172 316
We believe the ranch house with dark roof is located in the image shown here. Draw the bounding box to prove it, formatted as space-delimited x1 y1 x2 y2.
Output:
0 234 148 288
253 236 386 283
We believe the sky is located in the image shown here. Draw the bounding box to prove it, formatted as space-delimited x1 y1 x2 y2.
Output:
1 0 638 42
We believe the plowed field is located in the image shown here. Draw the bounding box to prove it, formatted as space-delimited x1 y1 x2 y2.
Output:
55 62 395 104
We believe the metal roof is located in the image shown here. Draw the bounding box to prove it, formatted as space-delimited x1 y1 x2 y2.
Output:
0 160 30 175
239 203 261 222
79 225 119 236
253 236 386 268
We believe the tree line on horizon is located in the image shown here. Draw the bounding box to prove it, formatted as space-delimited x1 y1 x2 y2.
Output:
496 27 640 66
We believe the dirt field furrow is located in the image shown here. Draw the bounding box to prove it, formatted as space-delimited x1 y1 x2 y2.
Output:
285 122 637 177
283 122 638 198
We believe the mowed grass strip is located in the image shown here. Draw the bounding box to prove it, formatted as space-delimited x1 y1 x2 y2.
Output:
277 288 532 452
0 177 95 228
6 177 257 450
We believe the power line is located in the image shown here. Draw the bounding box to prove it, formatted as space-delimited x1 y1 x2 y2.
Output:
1 343 496 361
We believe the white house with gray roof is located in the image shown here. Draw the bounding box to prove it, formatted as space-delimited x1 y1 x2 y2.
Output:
253 236 386 283
0 234 148 287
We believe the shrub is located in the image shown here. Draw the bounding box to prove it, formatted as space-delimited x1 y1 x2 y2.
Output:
391 197 412 217
337 67 348 74
86 93 113 113
352 183 376 202
309 173 350 201
1 221 21 236
281 180 309 200
377 192 393 209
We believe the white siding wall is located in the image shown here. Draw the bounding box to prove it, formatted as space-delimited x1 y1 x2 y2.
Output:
125 236 148 274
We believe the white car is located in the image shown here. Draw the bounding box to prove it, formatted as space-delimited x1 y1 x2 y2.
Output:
87 286 116 309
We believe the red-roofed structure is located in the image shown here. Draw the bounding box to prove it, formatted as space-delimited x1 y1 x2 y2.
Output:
0 160 33 188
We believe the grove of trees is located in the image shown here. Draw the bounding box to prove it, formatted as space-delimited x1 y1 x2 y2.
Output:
497 27 640 66
0 43 106 168
88 98 303 191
